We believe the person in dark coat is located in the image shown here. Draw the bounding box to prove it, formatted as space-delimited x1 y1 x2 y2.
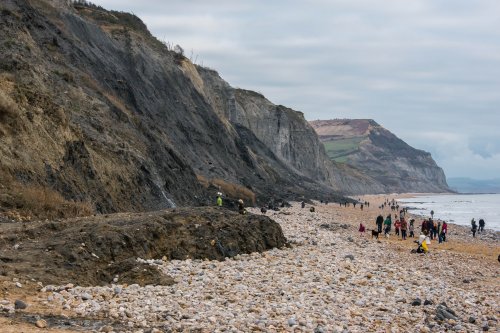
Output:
471 218 478 237
478 219 485 233
376 214 384 233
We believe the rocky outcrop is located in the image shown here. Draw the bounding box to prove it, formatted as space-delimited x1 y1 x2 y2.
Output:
311 119 450 193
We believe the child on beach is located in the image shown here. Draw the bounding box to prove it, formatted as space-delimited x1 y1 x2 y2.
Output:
358 223 366 236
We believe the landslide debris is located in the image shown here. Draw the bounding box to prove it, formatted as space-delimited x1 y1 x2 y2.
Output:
0 207 287 286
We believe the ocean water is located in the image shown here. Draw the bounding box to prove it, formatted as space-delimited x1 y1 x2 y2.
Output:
398 194 500 231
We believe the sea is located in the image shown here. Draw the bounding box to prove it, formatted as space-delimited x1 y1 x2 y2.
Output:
398 193 500 231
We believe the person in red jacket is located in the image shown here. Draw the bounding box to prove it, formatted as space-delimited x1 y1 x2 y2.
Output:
394 219 401 237
359 223 366 237
441 221 448 242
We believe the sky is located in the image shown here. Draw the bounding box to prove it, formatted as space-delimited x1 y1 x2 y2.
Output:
91 0 500 180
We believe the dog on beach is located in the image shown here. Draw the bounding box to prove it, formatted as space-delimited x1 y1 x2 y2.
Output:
370 229 380 239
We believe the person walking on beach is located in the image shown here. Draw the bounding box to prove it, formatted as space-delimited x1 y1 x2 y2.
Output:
376 214 384 233
441 221 447 242
421 219 428 235
432 220 438 240
394 219 401 237
471 218 478 237
384 215 392 237
478 219 485 233
437 221 443 243
409 219 415 238
430 210 434 219
400 218 407 240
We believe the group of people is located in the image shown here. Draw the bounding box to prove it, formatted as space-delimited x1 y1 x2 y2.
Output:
360 205 450 253
470 218 486 237
215 192 246 215
339 200 370 210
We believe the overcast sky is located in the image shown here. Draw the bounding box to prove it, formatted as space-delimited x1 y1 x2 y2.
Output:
92 0 500 180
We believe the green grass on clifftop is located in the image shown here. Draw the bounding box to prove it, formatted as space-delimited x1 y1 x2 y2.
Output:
322 137 364 162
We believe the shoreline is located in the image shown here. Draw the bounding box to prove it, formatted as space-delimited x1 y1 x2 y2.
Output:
396 193 500 232
0 195 498 332
358 192 500 232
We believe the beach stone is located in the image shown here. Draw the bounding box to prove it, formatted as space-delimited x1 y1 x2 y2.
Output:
14 300 27 310
81 292 93 300
424 299 433 306
411 298 422 306
468 317 476 323
482 325 489 331
344 254 355 261
35 319 48 328
435 304 458 321
288 317 297 326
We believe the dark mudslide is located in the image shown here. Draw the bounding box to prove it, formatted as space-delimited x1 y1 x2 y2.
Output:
0 207 287 286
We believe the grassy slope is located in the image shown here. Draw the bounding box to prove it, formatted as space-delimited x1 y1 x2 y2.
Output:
322 137 364 163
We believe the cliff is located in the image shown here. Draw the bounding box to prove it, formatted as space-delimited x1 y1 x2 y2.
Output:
0 1 450 219
310 119 450 193
0 0 347 218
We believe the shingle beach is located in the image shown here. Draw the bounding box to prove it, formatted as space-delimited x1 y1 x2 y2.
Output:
1 195 498 332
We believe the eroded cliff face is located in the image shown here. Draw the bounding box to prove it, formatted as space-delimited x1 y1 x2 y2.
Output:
0 0 449 218
196 68 334 184
0 0 348 217
311 120 450 193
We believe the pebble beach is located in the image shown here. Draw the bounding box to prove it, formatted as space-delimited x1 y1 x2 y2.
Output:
1 195 499 332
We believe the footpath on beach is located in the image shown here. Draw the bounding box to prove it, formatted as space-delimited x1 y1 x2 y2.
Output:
1 196 499 333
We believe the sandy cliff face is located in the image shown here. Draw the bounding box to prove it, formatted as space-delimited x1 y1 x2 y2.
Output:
311 119 450 193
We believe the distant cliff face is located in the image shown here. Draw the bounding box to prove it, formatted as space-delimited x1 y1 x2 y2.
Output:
311 119 450 193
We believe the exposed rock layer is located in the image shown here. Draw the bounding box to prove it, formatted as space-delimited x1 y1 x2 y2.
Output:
311 119 450 193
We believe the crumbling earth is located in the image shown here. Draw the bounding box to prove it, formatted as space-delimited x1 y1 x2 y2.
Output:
0 207 287 287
